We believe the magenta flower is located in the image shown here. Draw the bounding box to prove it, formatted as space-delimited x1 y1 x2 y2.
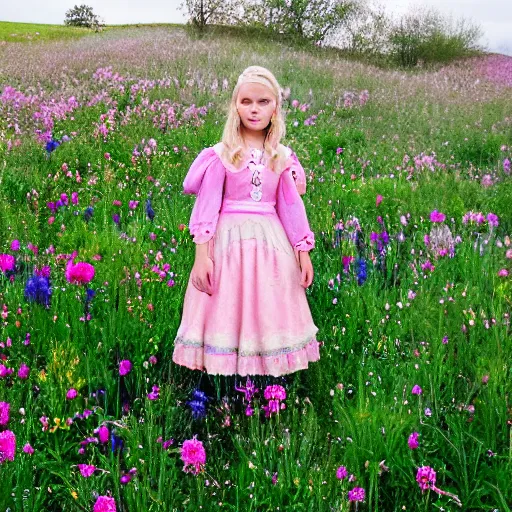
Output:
23 443 34 454
96 425 110 444
71 192 79 205
180 435 206 475
0 402 10 426
336 466 348 479
147 385 160 400
503 158 511 174
10 240 20 251
0 364 13 378
0 254 15 273
348 487 366 502
77 463 96 477
408 432 419 449
119 360 132 376
66 388 78 400
65 259 94 285
17 363 30 380
487 213 499 227
92 495 117 512
376 194 383 207
129 200 139 210
498 269 509 277
416 466 436 491
430 210 446 223
263 384 286 401
0 430 16 463
411 385 423 395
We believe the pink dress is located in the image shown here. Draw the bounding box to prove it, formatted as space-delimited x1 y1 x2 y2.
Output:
172 142 320 377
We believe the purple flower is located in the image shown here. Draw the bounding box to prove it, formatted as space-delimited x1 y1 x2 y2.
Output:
10 240 20 251
129 200 139 210
96 425 110 444
147 385 160 400
0 402 10 426
66 388 78 400
23 443 34 454
408 432 419 449
416 466 436 491
411 385 423 395
77 463 96 477
348 487 366 502
336 466 348 479
71 192 79 205
119 359 132 376
17 363 30 380
486 213 499 227
430 210 446 223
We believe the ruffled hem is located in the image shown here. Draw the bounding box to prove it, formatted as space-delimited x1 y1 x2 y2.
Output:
294 235 315 252
190 221 216 244
172 338 320 377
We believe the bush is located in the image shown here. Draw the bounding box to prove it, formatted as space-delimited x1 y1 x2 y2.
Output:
64 4 103 30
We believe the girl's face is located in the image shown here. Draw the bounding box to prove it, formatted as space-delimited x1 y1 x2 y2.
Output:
236 82 276 136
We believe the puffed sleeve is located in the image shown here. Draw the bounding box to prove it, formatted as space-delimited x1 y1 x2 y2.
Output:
283 149 307 195
276 153 315 252
183 147 226 244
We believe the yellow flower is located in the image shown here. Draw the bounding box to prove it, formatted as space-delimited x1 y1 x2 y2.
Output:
71 490 78 500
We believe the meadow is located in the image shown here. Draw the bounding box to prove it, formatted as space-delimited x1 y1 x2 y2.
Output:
0 22 511 511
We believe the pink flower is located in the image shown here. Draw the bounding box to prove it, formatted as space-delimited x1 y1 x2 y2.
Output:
18 363 30 380
65 259 95 285
92 495 117 512
376 194 383 207
348 487 365 502
66 388 78 400
430 210 446 223
0 254 15 273
0 364 13 378
263 385 286 401
411 385 423 395
71 192 79 205
408 432 419 449
416 466 436 491
180 436 206 475
147 385 160 400
23 443 34 454
96 425 110 444
0 402 10 426
336 466 348 479
498 268 508 277
10 240 20 251
0 430 16 463
119 360 132 376
77 463 96 477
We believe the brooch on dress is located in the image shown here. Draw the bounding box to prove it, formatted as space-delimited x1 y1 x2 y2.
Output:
248 149 264 202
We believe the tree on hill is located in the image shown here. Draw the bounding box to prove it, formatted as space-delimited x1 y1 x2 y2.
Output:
180 0 242 30
64 4 103 30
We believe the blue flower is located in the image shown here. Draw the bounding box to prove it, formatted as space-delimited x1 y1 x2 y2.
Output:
83 207 94 222
45 139 60 153
186 388 209 420
111 431 124 452
355 257 367 286
24 275 52 306
145 199 155 221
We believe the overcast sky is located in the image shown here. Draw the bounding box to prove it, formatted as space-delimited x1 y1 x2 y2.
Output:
1 0 511 56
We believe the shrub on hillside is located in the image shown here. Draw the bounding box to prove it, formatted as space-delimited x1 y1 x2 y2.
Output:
64 4 103 30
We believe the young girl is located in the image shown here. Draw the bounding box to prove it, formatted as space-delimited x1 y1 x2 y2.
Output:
172 65 320 379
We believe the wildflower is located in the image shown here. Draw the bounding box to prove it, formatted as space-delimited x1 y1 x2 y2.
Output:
411 385 422 395
272 472 278 485
23 443 34 454
0 254 15 273
119 360 132 376
10 240 20 251
348 487 365 502
355 257 367 286
92 495 117 512
0 402 10 426
186 389 209 420
416 466 436 491
336 466 348 479
129 201 139 210
487 213 499 227
442 336 448 344
0 430 16 463
66 388 78 400
424 408 432 417
110 431 124 453
430 210 446 223
45 139 60 153
503 158 510 174
147 385 160 400
376 194 383 207
18 363 30 380
180 436 206 475
66 258 94 285
96 425 109 443
112 213 120 225
83 207 94 222
145 199 155 221
77 464 96 477
24 274 52 307
498 269 508 277
408 432 419 449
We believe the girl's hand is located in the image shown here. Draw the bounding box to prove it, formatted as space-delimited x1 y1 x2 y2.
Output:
299 251 314 288
191 255 214 295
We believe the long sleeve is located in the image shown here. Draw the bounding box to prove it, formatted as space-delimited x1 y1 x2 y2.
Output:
276 153 315 252
183 148 226 244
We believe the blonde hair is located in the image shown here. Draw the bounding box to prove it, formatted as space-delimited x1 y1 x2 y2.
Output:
220 66 288 173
